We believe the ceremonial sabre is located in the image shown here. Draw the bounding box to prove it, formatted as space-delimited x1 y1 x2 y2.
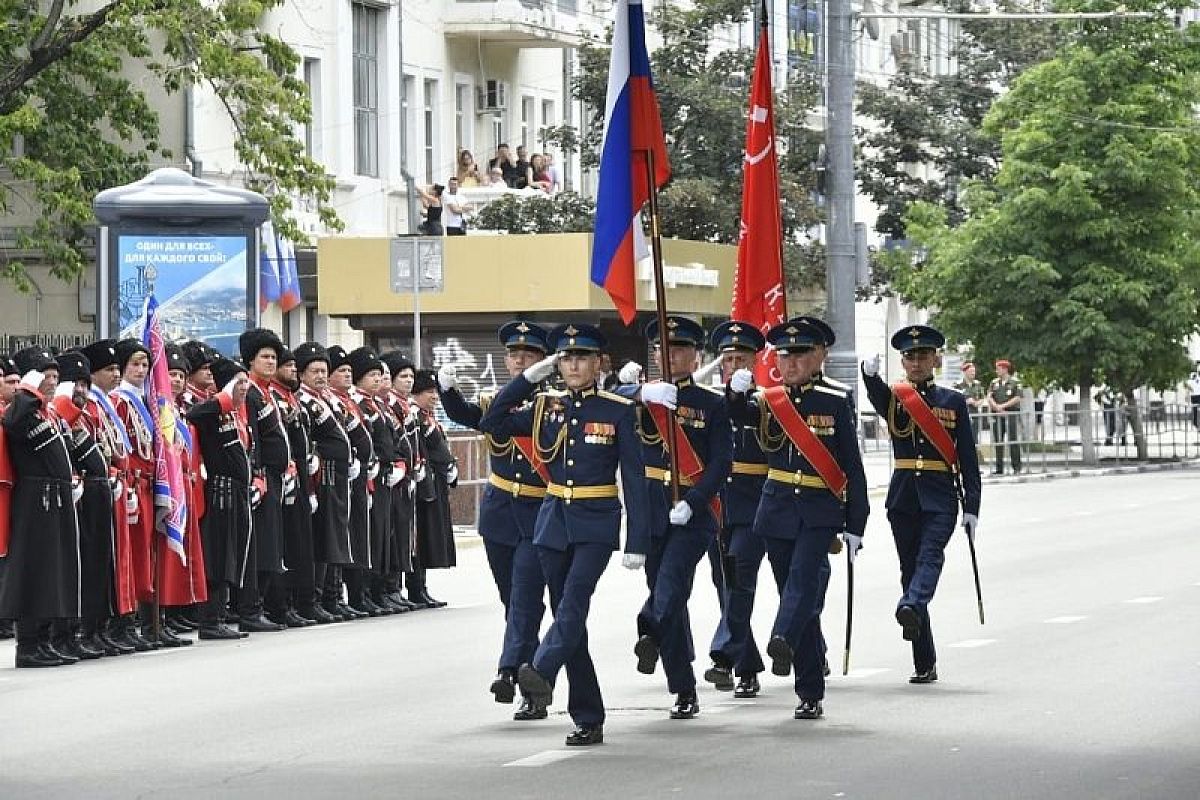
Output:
842 547 854 675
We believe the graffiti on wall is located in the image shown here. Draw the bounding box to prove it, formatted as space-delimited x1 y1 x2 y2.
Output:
430 336 502 406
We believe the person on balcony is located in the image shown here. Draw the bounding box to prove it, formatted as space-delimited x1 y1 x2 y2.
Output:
526 154 553 194
416 184 444 236
456 150 481 187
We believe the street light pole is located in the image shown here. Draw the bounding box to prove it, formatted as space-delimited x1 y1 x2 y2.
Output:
824 0 858 390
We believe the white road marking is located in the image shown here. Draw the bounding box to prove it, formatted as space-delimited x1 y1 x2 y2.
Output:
840 667 892 678
1124 596 1164 605
947 639 997 649
504 750 586 767
1044 616 1088 624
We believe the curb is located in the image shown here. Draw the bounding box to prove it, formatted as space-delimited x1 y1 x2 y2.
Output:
979 458 1200 486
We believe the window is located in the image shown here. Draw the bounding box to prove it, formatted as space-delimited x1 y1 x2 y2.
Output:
303 58 323 159
402 74 415 173
455 83 471 155
520 95 534 149
491 116 504 153
540 99 555 146
352 3 380 177
424 79 438 184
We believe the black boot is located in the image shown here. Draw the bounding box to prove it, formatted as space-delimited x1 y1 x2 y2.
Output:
669 692 700 720
490 669 517 704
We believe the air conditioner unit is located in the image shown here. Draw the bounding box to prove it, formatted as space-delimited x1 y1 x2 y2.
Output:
476 80 508 112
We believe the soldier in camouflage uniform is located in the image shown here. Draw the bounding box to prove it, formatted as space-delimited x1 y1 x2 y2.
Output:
953 362 986 440
987 360 1023 474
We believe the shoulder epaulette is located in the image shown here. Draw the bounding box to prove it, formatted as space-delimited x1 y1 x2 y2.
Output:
814 384 848 399
597 389 634 405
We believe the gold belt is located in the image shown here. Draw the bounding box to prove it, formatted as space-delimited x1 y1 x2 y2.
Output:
546 482 619 502
731 461 769 476
488 473 547 499
894 458 952 473
645 466 696 486
766 468 829 490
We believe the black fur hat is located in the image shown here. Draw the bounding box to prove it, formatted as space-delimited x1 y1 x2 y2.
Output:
293 342 329 374
181 340 216 374
210 357 247 390
347 346 383 383
114 338 150 373
56 350 92 384
380 350 414 376
327 345 349 372
278 345 295 366
164 342 190 375
238 327 284 365
80 339 119 372
411 368 438 394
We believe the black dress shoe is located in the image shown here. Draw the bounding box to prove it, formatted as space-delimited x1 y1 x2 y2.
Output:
517 663 554 706
895 605 920 641
794 698 823 720
72 637 106 660
53 637 96 661
405 593 430 610
339 602 369 620
565 725 603 746
199 625 245 641
127 629 160 651
16 647 65 668
386 592 418 612
909 666 938 684
356 596 388 617
419 591 447 609
151 627 193 647
669 692 700 720
733 675 761 698
284 609 317 628
170 612 200 632
766 636 793 677
240 615 286 633
88 632 121 657
513 696 549 721
99 631 135 655
703 661 734 690
491 670 517 704
41 642 79 665
634 635 659 675
302 605 337 624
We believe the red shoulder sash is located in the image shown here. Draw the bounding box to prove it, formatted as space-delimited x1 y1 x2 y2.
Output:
762 385 848 499
891 382 958 468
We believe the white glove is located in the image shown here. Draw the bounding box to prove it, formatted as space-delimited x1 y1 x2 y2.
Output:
71 479 84 504
406 478 417 496
125 487 139 514
522 353 560 383
404 406 419 426
385 469 402 488
367 460 380 481
282 473 297 497
446 464 459 485
348 459 361 482
692 357 722 384
843 532 863 563
962 513 979 542
307 453 320 475
54 381 75 398
729 368 754 394
618 361 643 384
438 364 458 392
641 382 677 410
109 477 123 502
250 484 263 509
19 370 45 390
861 355 880 377
622 553 647 570
222 374 246 397
308 494 318 514
668 500 693 526
413 462 427 483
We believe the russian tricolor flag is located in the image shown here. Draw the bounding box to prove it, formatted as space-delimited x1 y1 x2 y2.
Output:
590 0 671 325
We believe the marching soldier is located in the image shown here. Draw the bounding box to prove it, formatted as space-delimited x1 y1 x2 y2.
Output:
294 343 355 622
702 321 768 698
727 317 869 720
619 316 733 720
479 322 651 747
268 346 321 626
185 357 254 640
237 328 292 633
0 347 83 667
861 325 981 684
438 321 551 719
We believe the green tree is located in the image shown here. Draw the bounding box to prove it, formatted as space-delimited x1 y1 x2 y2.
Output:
0 0 340 291
856 0 1063 242
897 2 1200 462
570 0 826 292
471 192 596 234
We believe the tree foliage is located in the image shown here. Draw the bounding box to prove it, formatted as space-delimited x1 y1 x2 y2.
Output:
470 192 596 234
570 0 826 291
896 2 1200 458
0 0 340 291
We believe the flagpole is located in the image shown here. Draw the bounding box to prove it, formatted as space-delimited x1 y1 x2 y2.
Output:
642 149 681 505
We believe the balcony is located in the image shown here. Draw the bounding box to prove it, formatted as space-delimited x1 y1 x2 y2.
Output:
443 0 590 49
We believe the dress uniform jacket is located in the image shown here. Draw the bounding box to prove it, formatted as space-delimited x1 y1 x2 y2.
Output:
732 382 869 539
415 408 456 569
186 392 253 587
479 375 650 555
271 381 317 580
246 378 291 573
441 385 546 547
84 390 137 614
862 374 981 516
352 387 395 572
62 399 117 620
297 386 353 566
0 388 82 620
330 388 373 567
112 381 157 601
384 391 419 574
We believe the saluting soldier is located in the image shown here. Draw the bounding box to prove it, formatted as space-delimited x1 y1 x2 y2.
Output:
294 343 355 622
438 321 552 719
727 317 869 720
703 320 769 698
0 347 83 667
618 316 733 721
186 357 254 640
479 322 651 747
861 325 981 684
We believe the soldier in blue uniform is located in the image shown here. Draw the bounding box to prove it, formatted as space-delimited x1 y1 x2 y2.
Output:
702 321 768 698
479 323 650 747
438 320 552 721
727 317 869 720
618 316 733 720
861 324 981 684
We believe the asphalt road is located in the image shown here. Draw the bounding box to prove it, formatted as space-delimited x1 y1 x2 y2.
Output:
2 470 1198 799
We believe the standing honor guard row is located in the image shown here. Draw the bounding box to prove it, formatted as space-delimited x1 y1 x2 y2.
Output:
0 329 458 663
